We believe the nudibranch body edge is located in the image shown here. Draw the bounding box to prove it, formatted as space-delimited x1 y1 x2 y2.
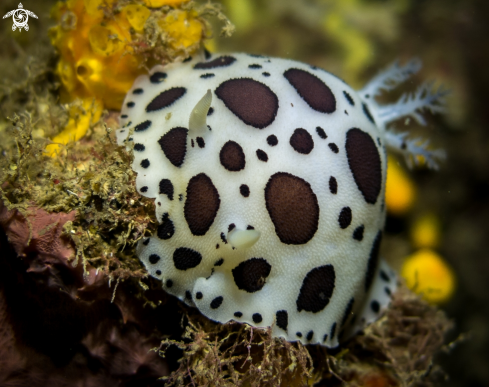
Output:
116 52 445 347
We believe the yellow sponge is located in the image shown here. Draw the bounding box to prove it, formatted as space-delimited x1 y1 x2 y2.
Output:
401 248 455 304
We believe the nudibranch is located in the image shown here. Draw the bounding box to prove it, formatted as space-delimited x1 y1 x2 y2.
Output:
116 52 446 347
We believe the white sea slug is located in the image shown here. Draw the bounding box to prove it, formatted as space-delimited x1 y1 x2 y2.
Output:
116 52 446 347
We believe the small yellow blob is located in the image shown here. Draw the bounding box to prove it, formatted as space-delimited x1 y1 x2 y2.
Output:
205 40 217 53
84 0 114 17
46 98 103 157
143 0 190 7
159 10 203 52
401 248 455 304
411 213 441 249
88 25 125 56
123 4 151 32
385 156 416 216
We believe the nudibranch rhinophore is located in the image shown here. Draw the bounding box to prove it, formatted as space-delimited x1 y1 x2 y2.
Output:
116 52 446 347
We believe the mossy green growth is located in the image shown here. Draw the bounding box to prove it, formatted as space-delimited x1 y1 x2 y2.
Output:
0 99 155 281
155 285 454 387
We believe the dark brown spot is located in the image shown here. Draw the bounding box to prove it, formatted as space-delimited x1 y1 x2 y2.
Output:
276 310 288 331
256 149 268 162
306 331 314 341
353 225 364 241
157 213 175 240
210 296 223 309
240 184 250 197
329 176 337 194
194 55 236 69
166 279 173 288
371 300 380 313
146 87 186 112
196 291 203 299
127 102 135 108
338 207 352 229
365 232 382 291
173 247 202 270
249 64 262 69
135 120 151 132
284 68 336 113
220 141 245 171
362 103 375 124
232 258 272 293
207 107 214 116
196 137 205 148
265 172 319 245
252 313 262 323
215 78 279 129
214 258 224 266
290 128 314 154
380 270 390 282
267 135 278 146
140 186 148 193
159 179 174 200
296 265 335 313
341 298 354 327
200 73 215 79
343 91 354 106
346 128 382 204
134 143 145 151
184 173 220 236
234 311 242 318
149 254 160 264
316 126 327 139
158 127 188 167
141 159 150 168
328 143 339 153
133 88 144 94
330 322 337 339
149 72 167 83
